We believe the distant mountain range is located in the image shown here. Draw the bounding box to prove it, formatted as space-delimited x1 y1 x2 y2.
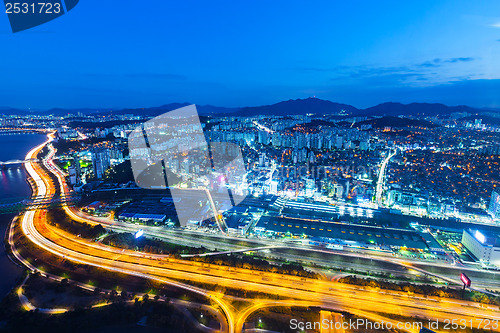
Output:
233 99 486 117
1 97 498 118
360 102 480 117
233 98 358 117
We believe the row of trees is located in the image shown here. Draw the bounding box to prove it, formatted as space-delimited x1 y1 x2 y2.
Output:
102 232 206 255
102 231 317 278
47 207 317 279
47 208 106 239
191 254 318 279
339 275 500 305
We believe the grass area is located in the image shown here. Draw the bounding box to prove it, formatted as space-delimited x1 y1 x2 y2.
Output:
186 307 219 329
11 215 298 302
0 293 203 333
10 217 204 302
246 307 319 333
23 274 109 310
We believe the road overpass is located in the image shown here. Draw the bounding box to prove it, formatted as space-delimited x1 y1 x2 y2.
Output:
0 158 39 166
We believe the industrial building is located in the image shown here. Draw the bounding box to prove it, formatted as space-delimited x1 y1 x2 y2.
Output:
461 229 500 267
255 216 431 251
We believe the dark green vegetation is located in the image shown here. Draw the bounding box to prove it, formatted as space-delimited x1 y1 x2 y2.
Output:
246 306 319 333
102 232 206 255
68 120 141 129
47 209 105 239
339 275 500 305
191 253 318 279
52 136 117 155
0 293 202 333
102 160 134 184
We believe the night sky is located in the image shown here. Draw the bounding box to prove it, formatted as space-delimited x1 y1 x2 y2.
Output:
1 0 500 109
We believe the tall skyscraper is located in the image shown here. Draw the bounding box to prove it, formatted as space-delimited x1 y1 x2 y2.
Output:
92 148 110 179
489 191 500 219
68 153 82 185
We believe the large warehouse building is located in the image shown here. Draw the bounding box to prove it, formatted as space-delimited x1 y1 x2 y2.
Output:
255 215 433 251
461 229 500 267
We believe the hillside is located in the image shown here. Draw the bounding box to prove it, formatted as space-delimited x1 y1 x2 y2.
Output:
355 116 439 129
234 98 358 116
359 102 478 117
2 98 498 118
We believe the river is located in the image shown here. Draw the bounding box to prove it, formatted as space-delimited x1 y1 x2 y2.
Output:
0 131 46 300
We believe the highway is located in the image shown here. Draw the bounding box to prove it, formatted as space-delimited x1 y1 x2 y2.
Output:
14 135 500 333
375 149 397 206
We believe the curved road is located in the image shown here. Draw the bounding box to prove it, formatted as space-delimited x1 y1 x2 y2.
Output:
13 136 500 333
376 149 397 206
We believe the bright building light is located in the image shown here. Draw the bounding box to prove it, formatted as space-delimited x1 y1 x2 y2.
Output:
475 230 486 244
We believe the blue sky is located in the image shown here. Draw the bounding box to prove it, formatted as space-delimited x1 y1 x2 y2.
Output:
1 0 500 109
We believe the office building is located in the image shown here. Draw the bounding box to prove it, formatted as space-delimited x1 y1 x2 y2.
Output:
92 148 110 179
461 229 500 266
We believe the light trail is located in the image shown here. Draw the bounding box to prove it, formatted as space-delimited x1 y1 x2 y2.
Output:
14 137 500 332
16 275 68 314
252 121 274 134
375 149 397 206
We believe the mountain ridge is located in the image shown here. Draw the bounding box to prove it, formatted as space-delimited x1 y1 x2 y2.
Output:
1 97 498 118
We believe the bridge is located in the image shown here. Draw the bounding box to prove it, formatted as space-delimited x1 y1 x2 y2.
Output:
0 158 39 166
0 193 81 214
0 127 52 133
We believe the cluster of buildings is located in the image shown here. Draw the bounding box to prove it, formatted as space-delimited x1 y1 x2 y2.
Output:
385 129 500 220
0 117 24 127
254 129 371 151
117 197 177 225
66 144 126 185
10 108 500 267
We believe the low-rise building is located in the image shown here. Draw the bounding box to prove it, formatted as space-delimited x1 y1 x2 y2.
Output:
461 229 500 266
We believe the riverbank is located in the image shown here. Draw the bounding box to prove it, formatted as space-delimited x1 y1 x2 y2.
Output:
0 214 24 300
0 132 47 300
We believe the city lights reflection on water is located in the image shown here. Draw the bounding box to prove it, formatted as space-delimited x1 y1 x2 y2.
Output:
0 132 46 298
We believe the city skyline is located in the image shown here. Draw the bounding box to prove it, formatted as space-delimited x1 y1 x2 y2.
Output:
2 106 500 332
1 1 500 332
